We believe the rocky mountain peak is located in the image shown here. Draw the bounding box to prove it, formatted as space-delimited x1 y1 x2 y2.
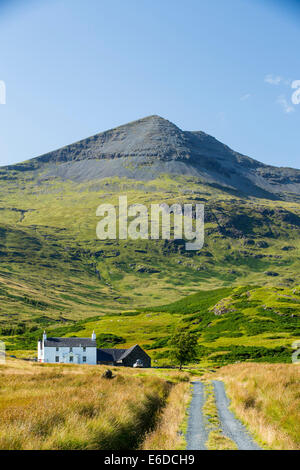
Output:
2 116 300 200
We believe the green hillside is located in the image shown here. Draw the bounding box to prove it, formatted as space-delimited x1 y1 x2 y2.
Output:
4 284 299 366
0 122 300 364
0 172 299 364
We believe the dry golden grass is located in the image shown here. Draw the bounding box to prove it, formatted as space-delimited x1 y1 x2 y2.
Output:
213 363 300 450
141 381 191 450
0 359 180 450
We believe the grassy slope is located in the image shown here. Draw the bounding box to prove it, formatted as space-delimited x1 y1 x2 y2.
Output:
0 172 299 361
0 358 189 450
5 284 300 366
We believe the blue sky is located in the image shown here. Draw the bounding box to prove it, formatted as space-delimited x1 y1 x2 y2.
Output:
0 0 299 168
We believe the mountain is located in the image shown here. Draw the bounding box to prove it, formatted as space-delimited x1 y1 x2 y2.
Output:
0 115 299 363
2 115 300 200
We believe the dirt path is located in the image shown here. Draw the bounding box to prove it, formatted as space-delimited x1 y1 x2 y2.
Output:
213 380 261 450
186 382 208 450
186 380 261 450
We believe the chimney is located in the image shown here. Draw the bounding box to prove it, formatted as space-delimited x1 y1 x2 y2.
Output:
43 330 47 341
91 330 96 341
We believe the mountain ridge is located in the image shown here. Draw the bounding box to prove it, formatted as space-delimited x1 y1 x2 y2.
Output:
1 115 300 200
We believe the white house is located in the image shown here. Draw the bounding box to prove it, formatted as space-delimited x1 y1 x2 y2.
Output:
37 331 151 367
38 331 97 365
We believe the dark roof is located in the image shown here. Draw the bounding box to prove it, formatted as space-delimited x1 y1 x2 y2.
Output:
97 349 114 362
44 337 96 348
97 345 141 363
119 344 139 360
98 348 127 362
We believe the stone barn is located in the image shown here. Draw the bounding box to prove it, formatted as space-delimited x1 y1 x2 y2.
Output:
97 344 151 367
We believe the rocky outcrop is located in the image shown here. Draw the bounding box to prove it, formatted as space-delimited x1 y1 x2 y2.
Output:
2 115 300 200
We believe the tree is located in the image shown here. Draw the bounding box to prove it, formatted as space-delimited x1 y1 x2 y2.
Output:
169 330 198 370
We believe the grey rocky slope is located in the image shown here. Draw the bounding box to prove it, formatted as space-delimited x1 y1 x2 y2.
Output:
2 115 300 200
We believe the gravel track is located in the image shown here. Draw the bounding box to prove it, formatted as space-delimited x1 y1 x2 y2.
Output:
186 380 261 450
213 380 261 450
186 382 208 450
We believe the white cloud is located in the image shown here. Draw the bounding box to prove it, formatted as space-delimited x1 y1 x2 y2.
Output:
291 80 300 105
265 74 282 85
264 75 299 113
277 95 295 114
240 94 251 101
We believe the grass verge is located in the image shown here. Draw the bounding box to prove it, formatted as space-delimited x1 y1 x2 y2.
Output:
141 381 191 450
214 363 300 450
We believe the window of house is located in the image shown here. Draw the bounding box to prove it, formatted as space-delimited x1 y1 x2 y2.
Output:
83 347 86 352
55 356 59 363
70 347 73 352
69 356 73 362
56 347 59 351
83 356 86 363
